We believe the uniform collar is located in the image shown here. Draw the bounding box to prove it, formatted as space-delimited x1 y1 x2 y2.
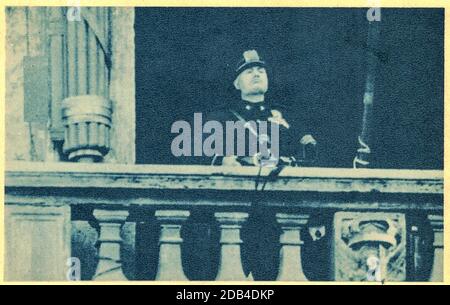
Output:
241 100 267 112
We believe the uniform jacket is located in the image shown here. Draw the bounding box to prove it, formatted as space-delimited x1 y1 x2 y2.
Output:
205 99 313 166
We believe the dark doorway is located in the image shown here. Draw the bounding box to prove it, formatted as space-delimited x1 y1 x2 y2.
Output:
135 8 443 169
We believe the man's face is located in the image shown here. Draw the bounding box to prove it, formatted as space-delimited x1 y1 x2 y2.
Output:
234 66 269 96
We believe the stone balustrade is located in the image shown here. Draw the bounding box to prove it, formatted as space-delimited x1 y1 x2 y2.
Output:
4 162 444 282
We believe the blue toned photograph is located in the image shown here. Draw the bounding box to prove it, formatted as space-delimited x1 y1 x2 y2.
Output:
3 6 444 285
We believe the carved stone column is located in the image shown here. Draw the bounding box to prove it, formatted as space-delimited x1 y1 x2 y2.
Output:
428 214 443 282
276 213 309 281
62 95 112 162
48 7 66 142
92 209 128 281
155 210 190 281
332 212 406 281
215 212 249 281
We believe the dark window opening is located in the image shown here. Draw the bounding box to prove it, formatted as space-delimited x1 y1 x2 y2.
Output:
135 8 443 169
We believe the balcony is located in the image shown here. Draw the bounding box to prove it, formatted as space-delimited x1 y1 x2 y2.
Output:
4 161 443 282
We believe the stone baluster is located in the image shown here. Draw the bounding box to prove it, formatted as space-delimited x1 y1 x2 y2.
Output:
92 209 129 281
215 212 249 281
428 214 443 282
276 213 309 281
155 210 190 281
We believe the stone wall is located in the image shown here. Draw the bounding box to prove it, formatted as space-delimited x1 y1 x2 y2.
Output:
6 7 53 162
5 7 137 280
106 8 135 164
5 7 136 164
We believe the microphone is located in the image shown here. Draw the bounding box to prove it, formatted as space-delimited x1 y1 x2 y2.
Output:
296 134 317 167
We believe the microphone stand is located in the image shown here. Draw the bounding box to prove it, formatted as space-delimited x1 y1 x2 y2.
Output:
353 17 381 169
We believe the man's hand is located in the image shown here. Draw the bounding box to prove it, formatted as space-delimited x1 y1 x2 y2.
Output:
300 134 317 146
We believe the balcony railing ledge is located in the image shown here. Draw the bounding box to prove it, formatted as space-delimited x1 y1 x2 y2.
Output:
5 161 444 195
3 162 444 282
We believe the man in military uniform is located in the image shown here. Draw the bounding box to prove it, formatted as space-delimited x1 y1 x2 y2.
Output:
207 49 317 167
206 50 318 280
